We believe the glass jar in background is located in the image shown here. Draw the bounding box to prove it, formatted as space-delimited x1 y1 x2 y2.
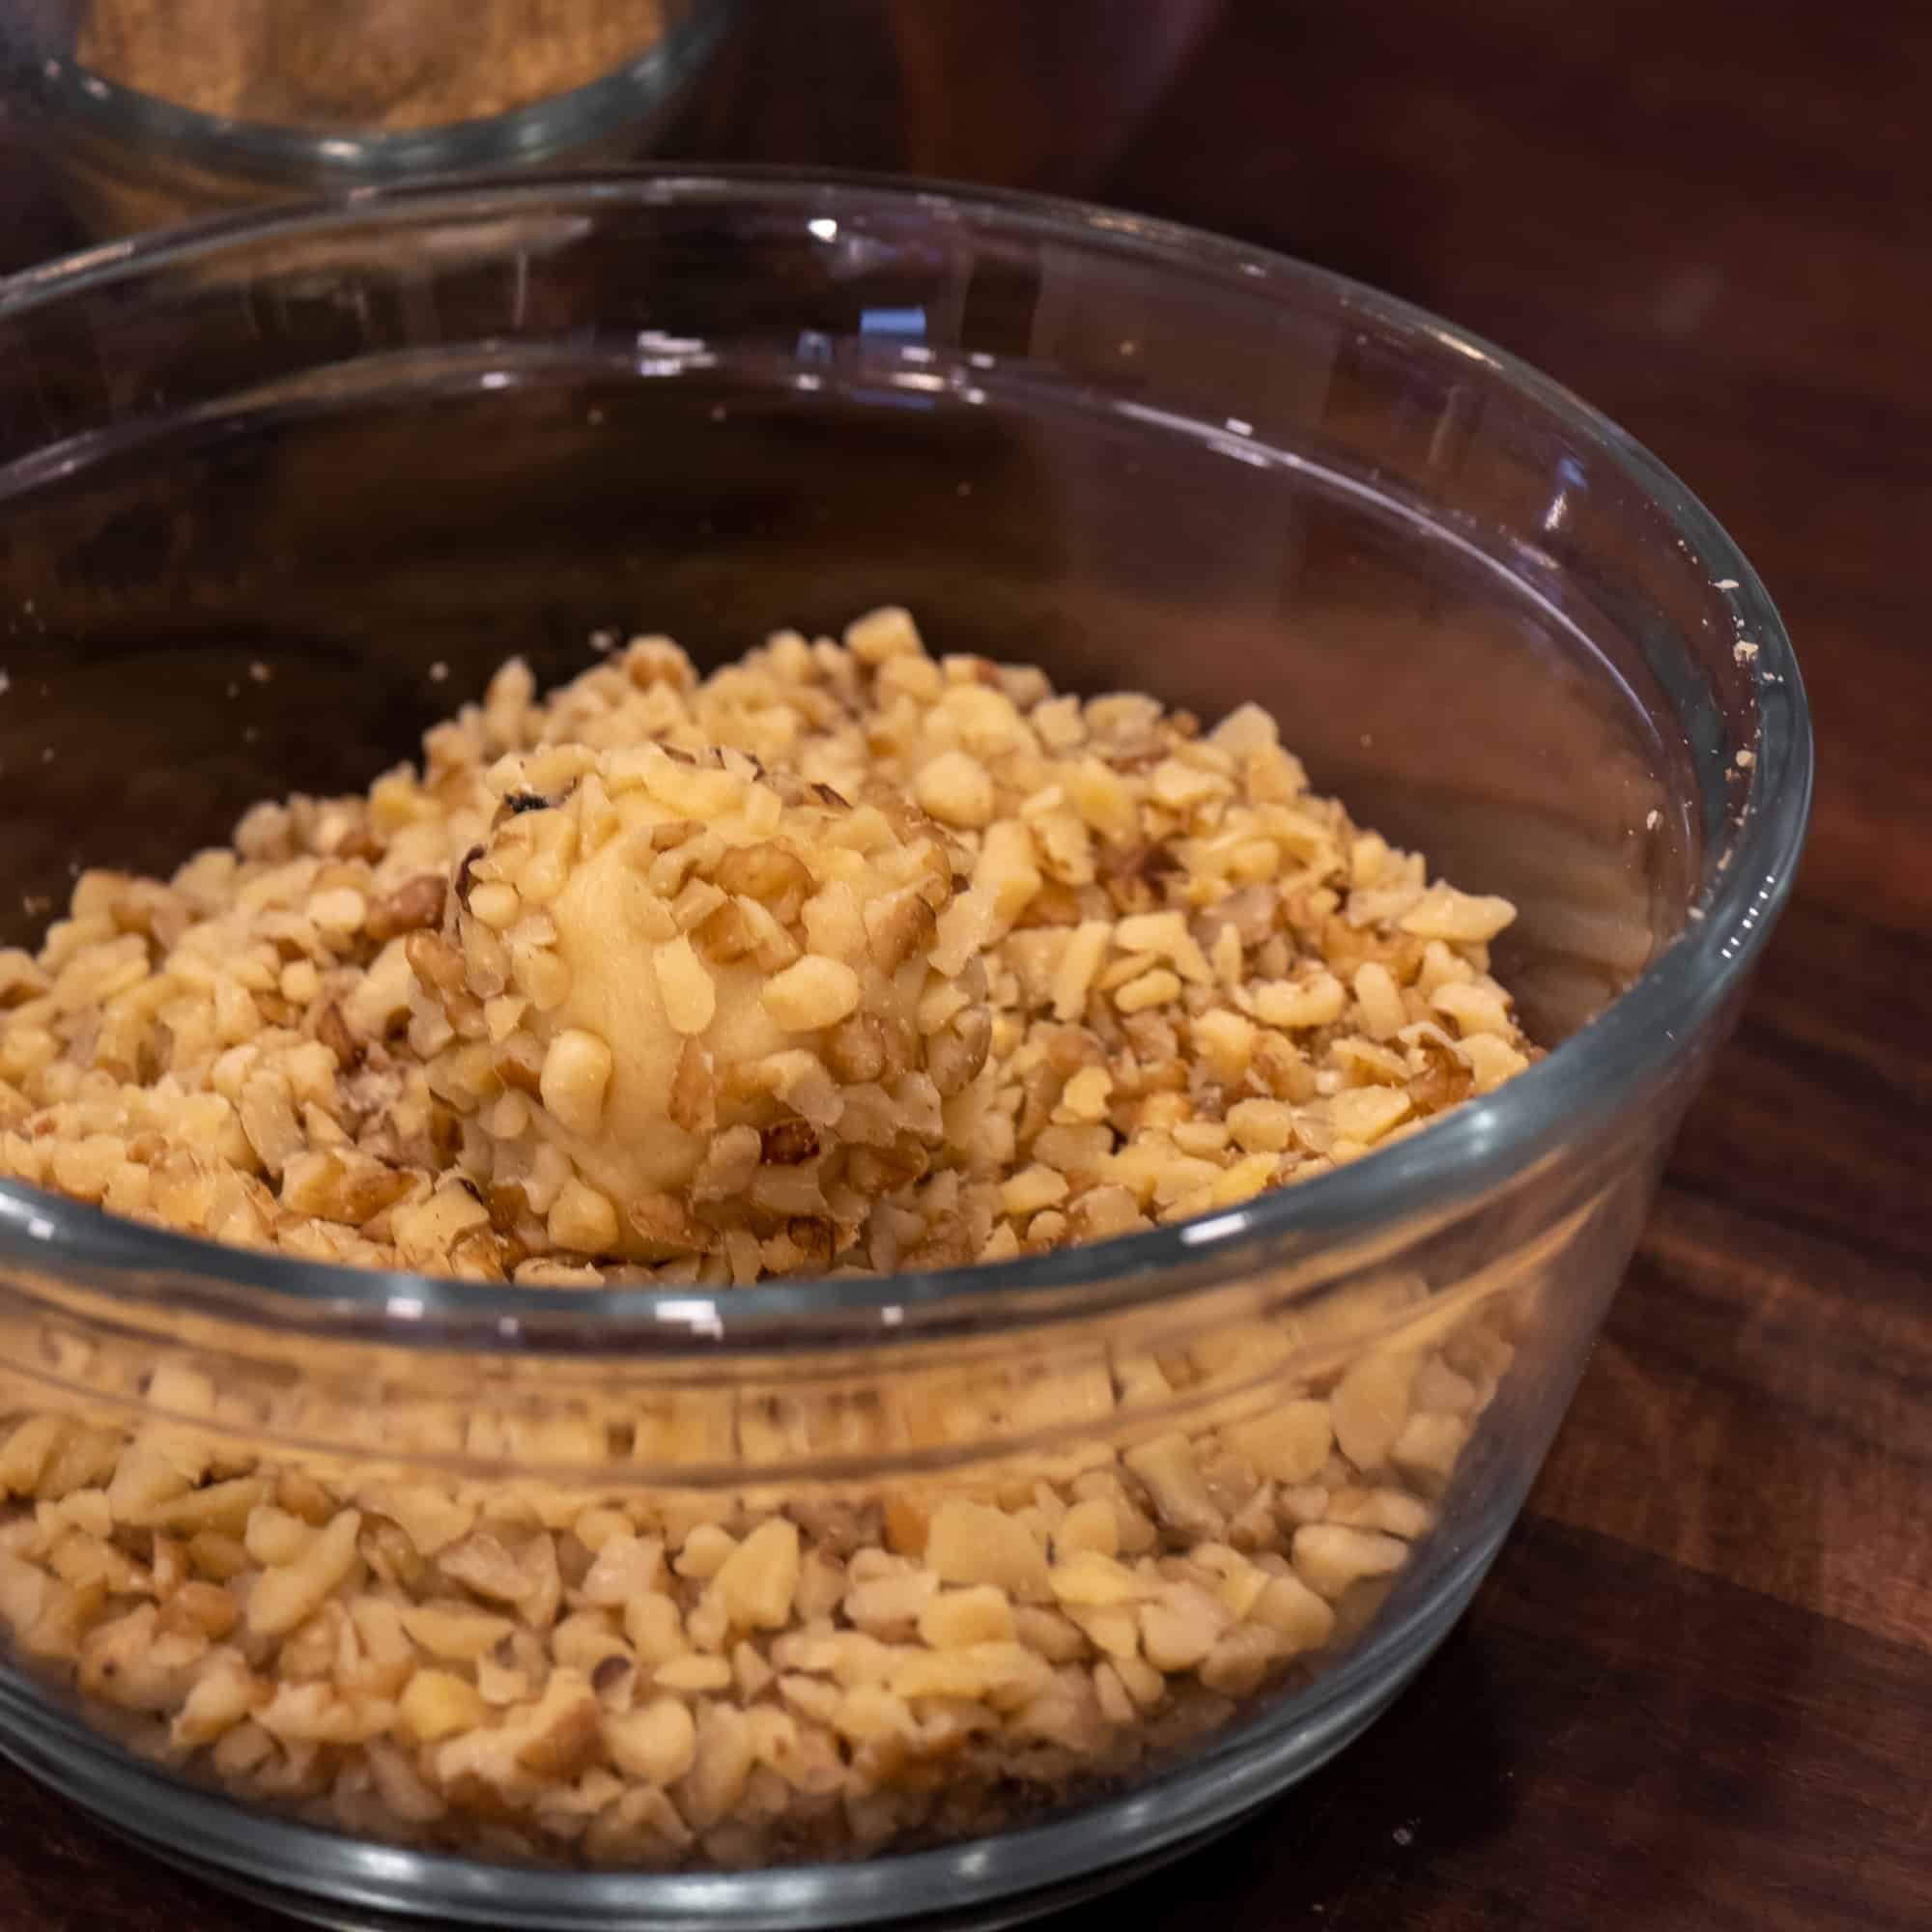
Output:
0 0 740 234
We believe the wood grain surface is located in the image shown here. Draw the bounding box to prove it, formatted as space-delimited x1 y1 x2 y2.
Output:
1 2 1927 1925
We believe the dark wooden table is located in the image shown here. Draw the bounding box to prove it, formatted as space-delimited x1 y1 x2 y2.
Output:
1 3 1927 1926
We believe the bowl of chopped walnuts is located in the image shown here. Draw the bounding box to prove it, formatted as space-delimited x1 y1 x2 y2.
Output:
0 172 1809 1927
0 0 737 233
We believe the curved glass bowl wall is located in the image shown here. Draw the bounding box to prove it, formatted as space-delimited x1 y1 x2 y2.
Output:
0 174 1809 1928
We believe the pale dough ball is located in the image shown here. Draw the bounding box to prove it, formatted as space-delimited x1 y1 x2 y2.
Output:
411 742 991 1265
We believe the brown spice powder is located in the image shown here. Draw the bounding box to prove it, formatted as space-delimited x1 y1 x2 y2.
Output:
77 0 668 129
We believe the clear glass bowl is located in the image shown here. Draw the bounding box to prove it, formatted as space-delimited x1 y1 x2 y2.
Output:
0 0 738 234
0 171 1810 1928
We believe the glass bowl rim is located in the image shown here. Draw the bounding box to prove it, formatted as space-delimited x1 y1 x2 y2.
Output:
2 0 739 182
0 165 1814 1350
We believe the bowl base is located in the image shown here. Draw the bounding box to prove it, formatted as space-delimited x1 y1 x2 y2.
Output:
91 1800 1268 1932
0 1535 1501 1928
0 1662 1422 1932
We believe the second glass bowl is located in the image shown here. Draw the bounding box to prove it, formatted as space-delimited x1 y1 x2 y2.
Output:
0 0 739 233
